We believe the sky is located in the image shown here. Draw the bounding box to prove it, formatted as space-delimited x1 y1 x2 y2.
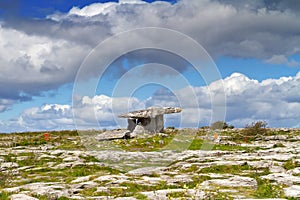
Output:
0 0 300 132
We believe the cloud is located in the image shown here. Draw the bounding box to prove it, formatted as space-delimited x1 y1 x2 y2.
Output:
2 72 300 132
147 72 300 128
1 95 145 132
265 55 299 67
4 0 300 58
0 24 89 111
0 99 16 112
0 0 300 113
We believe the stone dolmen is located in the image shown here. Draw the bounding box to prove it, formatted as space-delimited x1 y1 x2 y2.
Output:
118 107 182 138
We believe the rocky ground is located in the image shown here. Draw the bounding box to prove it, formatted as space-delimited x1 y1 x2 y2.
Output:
0 128 300 200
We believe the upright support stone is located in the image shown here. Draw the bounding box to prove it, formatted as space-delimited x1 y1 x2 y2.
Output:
156 115 164 132
127 118 136 132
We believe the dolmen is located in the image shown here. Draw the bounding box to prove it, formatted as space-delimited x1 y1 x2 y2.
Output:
118 107 182 138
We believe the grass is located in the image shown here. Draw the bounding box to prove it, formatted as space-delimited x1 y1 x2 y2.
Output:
79 155 100 162
199 163 251 174
134 193 148 199
188 138 251 151
254 178 284 198
0 192 9 200
0 130 85 149
283 159 299 170
166 191 191 198
0 171 14 189
9 164 121 187
113 130 177 151
109 181 178 197
79 187 97 196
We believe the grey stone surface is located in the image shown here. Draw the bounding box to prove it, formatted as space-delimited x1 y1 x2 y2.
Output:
132 124 145 136
2 187 21 193
73 181 98 189
1 162 18 169
284 185 300 197
22 182 70 197
118 107 182 118
261 173 300 186
10 194 39 200
71 175 92 183
127 119 137 132
141 189 205 200
201 175 257 189
95 130 125 140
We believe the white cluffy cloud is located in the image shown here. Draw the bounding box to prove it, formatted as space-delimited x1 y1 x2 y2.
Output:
1 72 300 132
0 25 89 103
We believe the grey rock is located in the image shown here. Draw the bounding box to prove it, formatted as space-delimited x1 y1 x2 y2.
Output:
95 130 125 140
269 165 286 173
124 130 136 138
22 182 70 198
141 188 205 200
284 185 300 197
201 176 257 189
63 156 81 162
167 174 193 184
261 173 300 186
71 175 92 183
1 162 18 169
73 181 98 189
10 194 39 200
127 166 164 176
287 167 300 175
118 107 182 118
2 186 21 193
96 186 109 193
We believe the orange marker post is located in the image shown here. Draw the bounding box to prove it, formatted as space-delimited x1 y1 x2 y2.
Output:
214 133 219 139
44 133 50 141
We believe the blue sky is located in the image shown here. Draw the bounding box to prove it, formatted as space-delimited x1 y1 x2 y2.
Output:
0 0 300 132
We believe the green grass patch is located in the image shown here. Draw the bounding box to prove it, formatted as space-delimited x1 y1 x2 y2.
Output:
79 155 99 162
199 163 251 174
0 192 10 200
134 193 148 199
79 187 97 196
114 131 176 152
283 159 299 170
188 138 250 151
113 181 177 197
2 153 16 162
166 191 190 198
273 143 286 148
254 178 284 198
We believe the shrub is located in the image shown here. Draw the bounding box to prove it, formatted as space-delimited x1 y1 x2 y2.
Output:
243 121 268 139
